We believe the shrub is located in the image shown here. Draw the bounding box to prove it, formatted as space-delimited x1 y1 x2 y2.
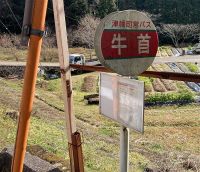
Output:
145 91 194 103
0 34 20 48
42 35 57 48
184 63 199 73
71 15 100 48
138 76 153 92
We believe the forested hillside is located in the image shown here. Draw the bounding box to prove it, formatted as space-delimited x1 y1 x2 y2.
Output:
0 0 200 34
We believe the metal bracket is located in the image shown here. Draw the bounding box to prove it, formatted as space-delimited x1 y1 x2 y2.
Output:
30 28 47 37
22 25 47 38
21 0 34 46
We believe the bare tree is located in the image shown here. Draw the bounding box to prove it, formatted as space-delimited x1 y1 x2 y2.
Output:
158 24 200 47
71 15 100 48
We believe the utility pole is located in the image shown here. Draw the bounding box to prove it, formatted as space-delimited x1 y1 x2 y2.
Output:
12 0 48 171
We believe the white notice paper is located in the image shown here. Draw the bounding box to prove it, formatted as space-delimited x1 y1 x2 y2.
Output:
100 73 144 133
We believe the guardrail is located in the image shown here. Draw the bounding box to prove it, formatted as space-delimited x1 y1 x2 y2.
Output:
70 64 200 83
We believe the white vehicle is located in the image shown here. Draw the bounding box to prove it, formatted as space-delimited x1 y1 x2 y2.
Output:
69 54 85 72
192 43 200 54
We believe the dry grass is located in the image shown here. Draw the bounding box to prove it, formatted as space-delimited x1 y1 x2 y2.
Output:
0 47 96 62
0 34 95 62
160 47 169 57
165 47 173 56
81 75 98 92
159 63 173 72
41 48 58 62
152 79 167 92
145 84 154 92
160 79 177 91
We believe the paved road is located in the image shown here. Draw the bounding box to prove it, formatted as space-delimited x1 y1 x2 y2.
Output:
0 60 100 67
0 55 200 66
153 55 200 64
0 61 59 67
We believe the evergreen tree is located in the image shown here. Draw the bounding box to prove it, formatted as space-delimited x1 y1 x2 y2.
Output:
118 0 135 10
135 0 145 10
64 0 88 26
96 0 117 18
1 0 200 34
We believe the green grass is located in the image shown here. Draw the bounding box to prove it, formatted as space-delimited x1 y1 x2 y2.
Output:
184 62 199 73
0 74 200 171
0 105 68 157
138 76 154 92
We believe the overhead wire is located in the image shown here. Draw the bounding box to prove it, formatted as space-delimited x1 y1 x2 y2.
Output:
5 0 22 31
0 18 12 35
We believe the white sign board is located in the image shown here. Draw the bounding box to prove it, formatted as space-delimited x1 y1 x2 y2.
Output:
100 73 144 133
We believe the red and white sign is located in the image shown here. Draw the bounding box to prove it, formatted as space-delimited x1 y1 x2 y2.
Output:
94 10 159 76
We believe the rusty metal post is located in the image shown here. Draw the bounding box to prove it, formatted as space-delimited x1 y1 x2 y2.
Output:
11 0 48 171
71 132 84 172
21 0 34 46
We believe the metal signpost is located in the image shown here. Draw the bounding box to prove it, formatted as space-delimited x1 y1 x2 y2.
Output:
100 73 144 171
95 10 158 171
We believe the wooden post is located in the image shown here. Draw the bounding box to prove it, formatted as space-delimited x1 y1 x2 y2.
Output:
12 0 48 171
72 132 84 172
52 0 84 171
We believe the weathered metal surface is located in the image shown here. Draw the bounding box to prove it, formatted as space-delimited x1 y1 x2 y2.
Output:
94 10 158 76
0 62 200 83
70 64 200 83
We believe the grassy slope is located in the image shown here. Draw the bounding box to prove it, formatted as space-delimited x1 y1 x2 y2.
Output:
0 47 95 62
0 73 200 171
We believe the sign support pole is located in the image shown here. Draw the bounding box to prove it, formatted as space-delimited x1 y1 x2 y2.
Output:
120 126 129 172
11 0 48 171
52 0 84 171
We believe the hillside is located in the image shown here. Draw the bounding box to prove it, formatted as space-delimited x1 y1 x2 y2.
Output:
0 73 199 171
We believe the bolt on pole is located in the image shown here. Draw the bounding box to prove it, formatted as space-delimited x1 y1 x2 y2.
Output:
11 0 48 171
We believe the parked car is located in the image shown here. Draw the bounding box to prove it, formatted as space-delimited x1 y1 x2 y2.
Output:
192 43 200 54
69 54 85 73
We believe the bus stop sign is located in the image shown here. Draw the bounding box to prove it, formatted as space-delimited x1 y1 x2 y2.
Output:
94 10 158 76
